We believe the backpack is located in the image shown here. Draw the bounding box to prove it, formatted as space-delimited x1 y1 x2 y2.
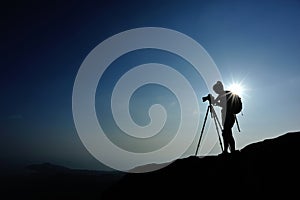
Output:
225 91 242 114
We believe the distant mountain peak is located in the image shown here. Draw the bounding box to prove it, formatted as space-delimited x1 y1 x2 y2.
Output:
26 162 71 173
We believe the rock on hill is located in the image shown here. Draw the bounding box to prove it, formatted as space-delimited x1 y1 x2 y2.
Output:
102 131 300 199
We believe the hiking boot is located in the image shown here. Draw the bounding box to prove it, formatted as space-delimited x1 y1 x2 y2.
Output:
219 151 228 156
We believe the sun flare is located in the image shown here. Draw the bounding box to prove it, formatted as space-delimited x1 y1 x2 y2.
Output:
228 83 245 97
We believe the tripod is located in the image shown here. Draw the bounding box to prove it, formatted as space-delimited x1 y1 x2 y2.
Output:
195 102 224 156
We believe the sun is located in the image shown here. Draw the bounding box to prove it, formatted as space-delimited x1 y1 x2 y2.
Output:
228 82 245 97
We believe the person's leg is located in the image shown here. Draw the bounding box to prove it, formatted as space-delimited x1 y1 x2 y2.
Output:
222 130 229 153
228 129 236 152
223 113 235 153
221 111 229 153
227 114 236 153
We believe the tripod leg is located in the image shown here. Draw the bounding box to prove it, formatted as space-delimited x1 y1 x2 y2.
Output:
210 105 224 152
212 115 224 152
211 106 223 132
195 105 210 156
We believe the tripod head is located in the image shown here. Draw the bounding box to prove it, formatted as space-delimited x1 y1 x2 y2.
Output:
202 94 214 104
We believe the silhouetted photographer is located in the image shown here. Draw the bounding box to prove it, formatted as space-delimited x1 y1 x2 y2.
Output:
195 81 242 156
210 81 242 154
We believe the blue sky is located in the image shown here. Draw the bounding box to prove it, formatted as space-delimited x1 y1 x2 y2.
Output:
1 0 300 171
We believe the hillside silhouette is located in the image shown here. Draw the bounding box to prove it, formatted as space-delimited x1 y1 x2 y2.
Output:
103 131 300 199
1 163 125 200
2 131 299 199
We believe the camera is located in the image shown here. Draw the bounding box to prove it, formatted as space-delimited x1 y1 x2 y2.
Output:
202 94 214 103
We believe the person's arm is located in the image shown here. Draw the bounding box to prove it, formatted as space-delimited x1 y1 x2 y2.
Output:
212 95 222 107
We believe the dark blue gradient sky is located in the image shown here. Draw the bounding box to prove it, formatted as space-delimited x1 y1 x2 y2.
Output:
1 0 300 171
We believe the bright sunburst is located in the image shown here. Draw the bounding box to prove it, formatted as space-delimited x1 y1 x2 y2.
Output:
228 82 245 97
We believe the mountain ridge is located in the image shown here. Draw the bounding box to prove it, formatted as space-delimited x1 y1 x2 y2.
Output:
103 131 300 199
